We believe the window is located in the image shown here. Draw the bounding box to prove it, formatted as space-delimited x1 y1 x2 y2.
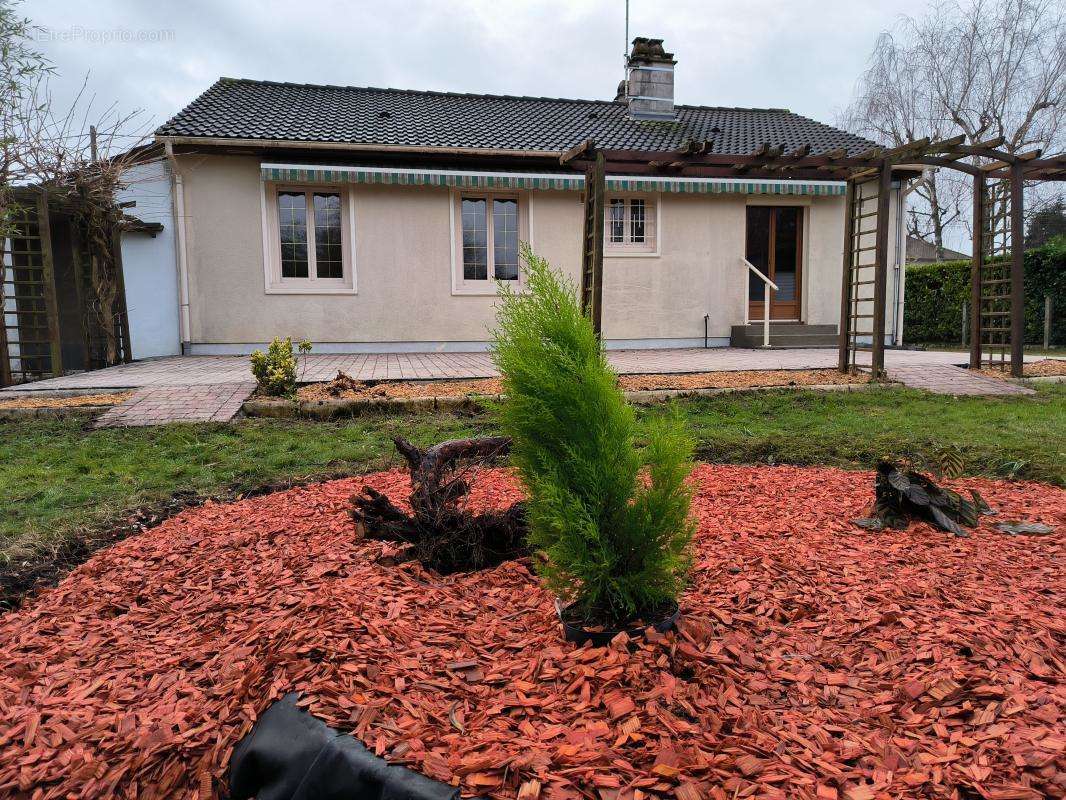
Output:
604 194 657 255
453 191 528 293
265 186 354 293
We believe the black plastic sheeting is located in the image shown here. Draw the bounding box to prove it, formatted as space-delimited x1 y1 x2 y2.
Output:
229 693 466 800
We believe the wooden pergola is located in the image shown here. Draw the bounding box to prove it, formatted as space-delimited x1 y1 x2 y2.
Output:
562 137 1066 378
1 187 133 387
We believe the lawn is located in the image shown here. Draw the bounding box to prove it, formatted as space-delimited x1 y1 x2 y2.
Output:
1 383 1063 606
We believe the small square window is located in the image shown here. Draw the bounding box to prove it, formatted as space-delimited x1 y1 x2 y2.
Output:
604 195 657 255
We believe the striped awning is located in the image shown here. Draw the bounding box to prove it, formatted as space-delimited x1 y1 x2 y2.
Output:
260 163 846 196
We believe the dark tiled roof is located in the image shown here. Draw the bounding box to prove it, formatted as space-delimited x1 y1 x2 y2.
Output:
157 78 875 156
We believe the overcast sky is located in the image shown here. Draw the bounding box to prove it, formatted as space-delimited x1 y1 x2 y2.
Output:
29 0 933 136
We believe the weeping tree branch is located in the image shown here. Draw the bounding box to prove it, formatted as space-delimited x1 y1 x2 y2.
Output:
838 0 1065 255
8 72 149 365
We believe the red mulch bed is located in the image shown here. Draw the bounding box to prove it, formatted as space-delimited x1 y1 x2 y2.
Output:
1 466 1063 800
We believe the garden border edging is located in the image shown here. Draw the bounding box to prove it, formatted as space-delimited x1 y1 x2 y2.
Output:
0 405 115 421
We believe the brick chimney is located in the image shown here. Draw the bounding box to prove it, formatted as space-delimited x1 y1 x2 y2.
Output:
623 37 676 120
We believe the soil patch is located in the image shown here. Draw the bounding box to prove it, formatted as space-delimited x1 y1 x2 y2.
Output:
618 368 868 391
299 376 503 402
296 369 870 403
1 465 1062 798
0 391 131 410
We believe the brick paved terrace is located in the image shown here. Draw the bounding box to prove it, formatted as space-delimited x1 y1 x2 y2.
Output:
1 348 1048 392
1 350 1050 425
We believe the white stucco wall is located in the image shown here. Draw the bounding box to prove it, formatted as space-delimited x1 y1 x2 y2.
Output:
117 158 181 358
175 154 897 352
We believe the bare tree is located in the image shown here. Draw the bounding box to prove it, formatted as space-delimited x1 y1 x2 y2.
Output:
17 75 150 364
840 0 1065 257
1 0 52 324
1 0 150 372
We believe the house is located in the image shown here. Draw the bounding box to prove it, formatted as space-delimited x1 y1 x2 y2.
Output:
153 38 906 353
905 235 968 264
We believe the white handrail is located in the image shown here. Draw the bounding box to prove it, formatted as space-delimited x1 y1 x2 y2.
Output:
741 258 779 348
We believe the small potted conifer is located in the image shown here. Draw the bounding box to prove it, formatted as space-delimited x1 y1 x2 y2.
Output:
493 245 695 645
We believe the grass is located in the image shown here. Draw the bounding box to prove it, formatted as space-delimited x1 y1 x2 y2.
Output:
0 384 1062 604
647 384 1065 484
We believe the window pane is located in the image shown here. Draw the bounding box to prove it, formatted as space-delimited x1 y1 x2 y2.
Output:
493 198 519 280
278 192 308 278
745 206 771 302
773 207 800 301
313 193 343 279
608 199 625 242
461 197 487 281
630 199 646 243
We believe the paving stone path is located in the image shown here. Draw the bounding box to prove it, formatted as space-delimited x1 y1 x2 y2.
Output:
884 364 1034 397
93 383 256 428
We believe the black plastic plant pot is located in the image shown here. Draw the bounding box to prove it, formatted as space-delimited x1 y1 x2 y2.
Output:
555 599 681 647
229 693 466 800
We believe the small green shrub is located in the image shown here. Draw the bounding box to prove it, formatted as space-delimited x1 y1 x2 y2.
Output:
493 245 695 627
250 337 311 397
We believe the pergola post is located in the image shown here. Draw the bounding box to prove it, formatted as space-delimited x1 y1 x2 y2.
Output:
1009 162 1025 377
870 160 892 378
837 180 856 372
35 191 63 379
580 151 606 336
969 172 985 369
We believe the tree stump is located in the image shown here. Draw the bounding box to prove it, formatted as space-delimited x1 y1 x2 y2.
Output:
350 436 527 572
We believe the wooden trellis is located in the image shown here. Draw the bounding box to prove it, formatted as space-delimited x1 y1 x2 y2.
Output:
838 169 891 376
1 192 63 385
0 188 133 387
971 177 1013 369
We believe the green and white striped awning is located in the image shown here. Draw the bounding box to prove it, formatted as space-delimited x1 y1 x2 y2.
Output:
260 163 846 196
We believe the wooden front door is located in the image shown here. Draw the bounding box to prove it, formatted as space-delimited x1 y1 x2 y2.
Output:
746 206 803 321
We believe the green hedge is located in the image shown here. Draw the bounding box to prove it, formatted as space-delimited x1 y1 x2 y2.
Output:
904 240 1066 345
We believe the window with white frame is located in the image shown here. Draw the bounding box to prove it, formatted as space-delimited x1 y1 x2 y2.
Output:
453 191 528 293
605 194 657 255
265 186 354 292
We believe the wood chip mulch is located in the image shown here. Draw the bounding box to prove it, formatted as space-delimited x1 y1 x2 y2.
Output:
977 359 1066 380
617 369 869 392
0 391 132 410
297 369 869 402
0 465 1062 800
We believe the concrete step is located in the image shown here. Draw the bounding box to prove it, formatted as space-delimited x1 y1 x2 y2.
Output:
730 323 839 349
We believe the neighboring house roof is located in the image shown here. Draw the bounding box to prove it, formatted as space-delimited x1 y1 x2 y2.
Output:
906 235 969 263
156 78 876 156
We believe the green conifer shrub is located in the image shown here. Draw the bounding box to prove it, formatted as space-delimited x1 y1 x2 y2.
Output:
250 337 311 397
493 245 695 627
